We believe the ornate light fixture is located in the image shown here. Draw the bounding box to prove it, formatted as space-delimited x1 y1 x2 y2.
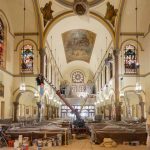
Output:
20 0 26 93
34 90 40 98
19 83 26 92
119 77 124 98
135 82 142 94
134 0 142 94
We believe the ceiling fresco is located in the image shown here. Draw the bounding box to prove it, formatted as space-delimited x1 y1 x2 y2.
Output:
62 29 96 63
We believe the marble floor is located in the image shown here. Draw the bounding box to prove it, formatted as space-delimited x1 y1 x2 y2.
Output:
0 139 147 150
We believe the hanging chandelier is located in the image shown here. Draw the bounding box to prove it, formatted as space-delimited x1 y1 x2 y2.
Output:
134 0 142 94
34 90 40 98
135 82 142 94
20 0 26 93
19 83 26 92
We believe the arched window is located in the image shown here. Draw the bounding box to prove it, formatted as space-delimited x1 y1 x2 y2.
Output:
72 71 84 83
0 18 5 68
21 44 34 73
124 44 137 74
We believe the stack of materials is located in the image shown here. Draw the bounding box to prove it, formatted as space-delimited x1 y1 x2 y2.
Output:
14 136 29 150
100 138 117 148
87 121 147 144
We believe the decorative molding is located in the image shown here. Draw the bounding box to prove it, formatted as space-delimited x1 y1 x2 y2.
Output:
120 72 150 78
120 32 144 36
14 32 39 36
55 0 105 8
0 68 14 76
0 68 38 77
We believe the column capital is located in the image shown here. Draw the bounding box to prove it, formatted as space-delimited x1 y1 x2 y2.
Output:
39 48 46 56
13 101 19 106
139 101 145 106
113 49 120 57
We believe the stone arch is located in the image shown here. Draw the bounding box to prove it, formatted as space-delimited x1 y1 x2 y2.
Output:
0 9 14 36
120 39 144 52
43 11 115 46
15 39 38 52
13 85 39 102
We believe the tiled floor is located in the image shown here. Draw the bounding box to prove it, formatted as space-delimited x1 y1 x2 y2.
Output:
0 139 147 150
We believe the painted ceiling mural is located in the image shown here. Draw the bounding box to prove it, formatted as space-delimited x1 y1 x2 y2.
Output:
62 29 96 63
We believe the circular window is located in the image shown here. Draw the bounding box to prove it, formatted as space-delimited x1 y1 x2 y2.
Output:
72 71 84 83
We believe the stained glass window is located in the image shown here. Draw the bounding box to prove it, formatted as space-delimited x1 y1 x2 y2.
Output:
124 44 137 74
21 44 34 73
0 18 4 68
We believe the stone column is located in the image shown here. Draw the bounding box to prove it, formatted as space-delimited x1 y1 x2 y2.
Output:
46 104 50 120
39 48 46 75
113 49 121 121
13 102 19 122
36 102 41 121
108 105 112 120
103 106 106 119
139 101 145 122
56 107 59 118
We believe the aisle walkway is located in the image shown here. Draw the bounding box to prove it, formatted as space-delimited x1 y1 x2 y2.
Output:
0 139 147 150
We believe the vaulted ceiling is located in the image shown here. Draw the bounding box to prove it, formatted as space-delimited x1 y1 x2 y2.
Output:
42 0 119 76
4 0 149 79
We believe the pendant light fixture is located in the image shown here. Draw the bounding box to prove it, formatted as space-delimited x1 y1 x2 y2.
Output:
20 0 26 93
134 0 142 94
119 36 124 98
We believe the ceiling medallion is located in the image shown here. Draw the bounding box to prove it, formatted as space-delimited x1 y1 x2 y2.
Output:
73 0 89 16
56 0 105 8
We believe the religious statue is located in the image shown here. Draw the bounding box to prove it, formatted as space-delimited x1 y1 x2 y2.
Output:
41 1 54 26
105 2 118 26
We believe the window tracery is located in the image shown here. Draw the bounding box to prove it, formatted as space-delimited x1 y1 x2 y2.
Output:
72 71 84 83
